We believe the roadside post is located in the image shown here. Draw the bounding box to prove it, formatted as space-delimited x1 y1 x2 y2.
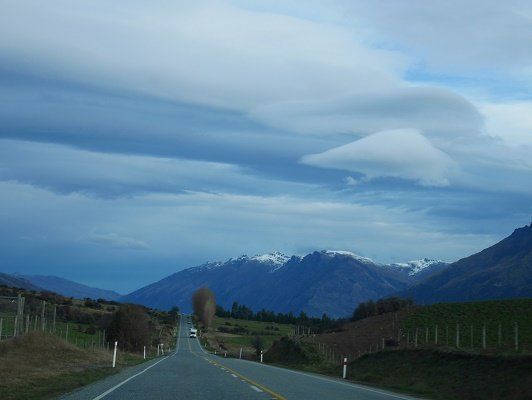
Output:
143 345 146 359
112 341 118 368
260 350 263 363
239 347 242 359
342 357 347 379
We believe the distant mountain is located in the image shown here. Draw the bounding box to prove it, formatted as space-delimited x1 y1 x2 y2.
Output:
0 272 42 291
19 275 122 301
123 250 446 317
404 224 532 304
386 258 449 281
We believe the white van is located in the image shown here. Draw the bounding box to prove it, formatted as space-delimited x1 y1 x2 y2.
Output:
189 328 197 338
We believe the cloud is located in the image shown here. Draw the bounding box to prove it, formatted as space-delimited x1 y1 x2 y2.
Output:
0 139 314 198
346 0 532 73
251 87 482 137
0 1 403 112
480 101 532 146
86 233 150 250
301 129 457 186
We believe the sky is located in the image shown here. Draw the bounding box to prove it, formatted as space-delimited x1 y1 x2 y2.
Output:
0 0 531 293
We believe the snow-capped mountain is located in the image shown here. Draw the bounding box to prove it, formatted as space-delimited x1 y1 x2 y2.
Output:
123 249 449 317
388 258 448 276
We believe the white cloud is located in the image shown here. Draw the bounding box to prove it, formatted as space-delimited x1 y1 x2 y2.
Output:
87 233 150 250
301 129 457 187
0 1 403 112
480 102 532 146
0 139 312 197
251 87 481 137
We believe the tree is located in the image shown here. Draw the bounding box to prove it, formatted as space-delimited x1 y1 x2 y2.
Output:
192 287 216 328
106 304 151 352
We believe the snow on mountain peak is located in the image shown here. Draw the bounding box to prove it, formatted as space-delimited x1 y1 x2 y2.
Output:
323 250 375 264
389 258 445 275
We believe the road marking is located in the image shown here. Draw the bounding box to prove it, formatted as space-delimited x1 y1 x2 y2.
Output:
231 373 237 378
250 385 263 393
91 356 169 400
91 319 187 400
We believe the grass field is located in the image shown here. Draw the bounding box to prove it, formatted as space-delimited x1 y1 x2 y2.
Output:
402 298 532 353
204 317 292 358
0 332 150 400
345 349 532 400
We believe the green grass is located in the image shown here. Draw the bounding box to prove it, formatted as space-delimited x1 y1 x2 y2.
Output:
208 317 292 353
402 299 531 353
345 349 532 400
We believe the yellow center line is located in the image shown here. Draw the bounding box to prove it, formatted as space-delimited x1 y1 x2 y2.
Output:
202 356 287 400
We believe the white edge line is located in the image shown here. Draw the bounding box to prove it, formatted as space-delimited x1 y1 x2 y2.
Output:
92 320 182 400
91 356 169 400
250 385 263 392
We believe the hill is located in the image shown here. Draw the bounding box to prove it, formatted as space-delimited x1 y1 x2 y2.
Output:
19 274 122 301
404 224 532 304
0 272 41 291
123 251 446 317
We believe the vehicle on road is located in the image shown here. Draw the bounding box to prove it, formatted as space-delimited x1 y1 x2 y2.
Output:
189 328 197 338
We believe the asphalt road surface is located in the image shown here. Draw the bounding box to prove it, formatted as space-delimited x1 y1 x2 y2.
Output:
61 316 421 400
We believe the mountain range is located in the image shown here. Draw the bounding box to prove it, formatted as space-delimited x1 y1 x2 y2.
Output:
17 275 122 301
123 251 448 317
2 224 530 317
404 223 532 304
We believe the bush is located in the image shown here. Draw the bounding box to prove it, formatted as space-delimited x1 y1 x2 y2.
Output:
106 304 151 352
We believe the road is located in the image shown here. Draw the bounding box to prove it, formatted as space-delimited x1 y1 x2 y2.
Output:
61 316 421 400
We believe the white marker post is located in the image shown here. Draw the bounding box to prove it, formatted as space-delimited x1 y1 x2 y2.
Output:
112 341 118 368
161 344 164 355
157 344 160 356
239 347 242 359
260 350 263 363
143 346 146 359
342 357 348 379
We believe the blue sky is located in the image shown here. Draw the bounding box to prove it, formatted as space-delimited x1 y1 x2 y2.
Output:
0 0 531 293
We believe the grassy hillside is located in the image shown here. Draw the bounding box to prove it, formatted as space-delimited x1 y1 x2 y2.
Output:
402 298 531 353
0 332 145 400
202 316 292 359
345 350 532 400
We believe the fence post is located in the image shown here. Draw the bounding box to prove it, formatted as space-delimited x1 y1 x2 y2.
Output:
414 328 418 348
65 323 69 342
52 306 56 332
26 314 29 334
470 325 474 348
482 325 486 350
456 324 460 348
342 357 347 379
0 318 2 340
112 341 118 367
498 324 502 347
435 325 438 345
425 327 429 344
41 301 46 332
14 316 18 337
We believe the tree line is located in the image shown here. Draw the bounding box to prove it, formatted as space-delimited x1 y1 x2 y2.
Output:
215 301 344 333
351 297 413 321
